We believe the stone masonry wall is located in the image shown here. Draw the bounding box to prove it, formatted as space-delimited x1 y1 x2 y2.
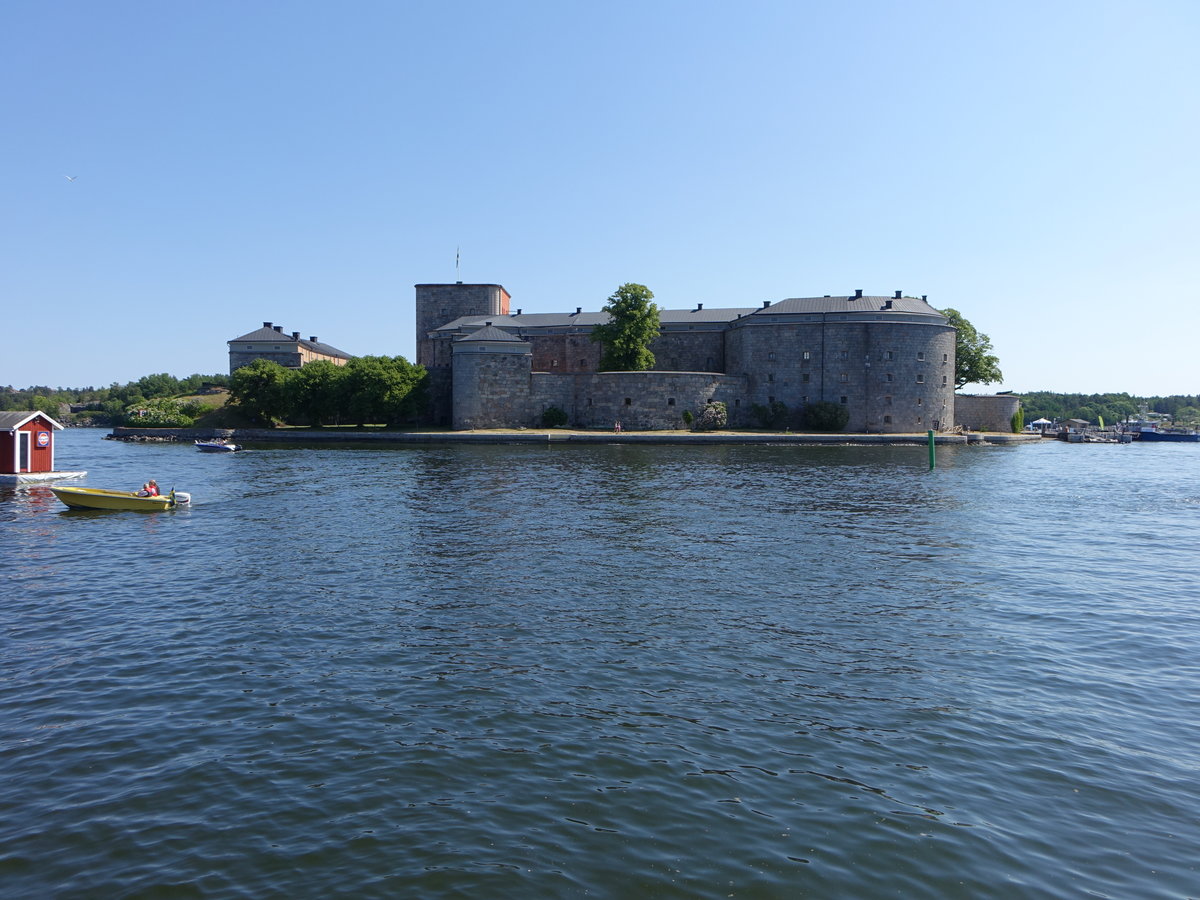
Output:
725 319 956 432
451 345 532 430
954 394 1020 432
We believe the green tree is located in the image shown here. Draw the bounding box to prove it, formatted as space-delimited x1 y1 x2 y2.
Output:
940 308 1002 389
289 360 347 426
591 283 660 371
230 359 293 425
342 356 427 426
137 373 181 399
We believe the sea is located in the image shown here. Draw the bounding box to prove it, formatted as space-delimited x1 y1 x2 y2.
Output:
2 429 1198 898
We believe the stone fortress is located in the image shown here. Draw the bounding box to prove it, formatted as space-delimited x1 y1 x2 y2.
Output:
416 282 1018 433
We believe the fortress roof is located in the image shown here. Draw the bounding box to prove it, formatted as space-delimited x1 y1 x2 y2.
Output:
433 294 945 335
455 324 526 343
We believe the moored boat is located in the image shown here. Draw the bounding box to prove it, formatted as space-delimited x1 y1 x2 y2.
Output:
1133 427 1200 443
50 486 192 511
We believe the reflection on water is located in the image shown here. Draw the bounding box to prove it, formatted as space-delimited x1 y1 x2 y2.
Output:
1 431 1199 898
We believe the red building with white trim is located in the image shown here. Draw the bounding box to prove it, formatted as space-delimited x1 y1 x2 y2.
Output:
0 411 86 484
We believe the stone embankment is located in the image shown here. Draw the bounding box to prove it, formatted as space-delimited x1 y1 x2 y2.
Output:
108 427 1039 446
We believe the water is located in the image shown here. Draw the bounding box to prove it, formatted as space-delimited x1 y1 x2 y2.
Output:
2 430 1198 898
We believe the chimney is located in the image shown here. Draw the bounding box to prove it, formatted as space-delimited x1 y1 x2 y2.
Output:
273 325 283 332
485 321 492 327
292 331 300 340
575 307 581 315
309 336 318 343
854 289 863 299
894 290 902 299
884 300 894 310
922 295 927 301
762 300 771 308
263 321 272 329
695 303 703 311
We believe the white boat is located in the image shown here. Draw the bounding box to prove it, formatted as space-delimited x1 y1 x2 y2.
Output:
195 439 241 452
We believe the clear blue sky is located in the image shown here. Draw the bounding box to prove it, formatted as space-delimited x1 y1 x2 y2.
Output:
4 0 1197 396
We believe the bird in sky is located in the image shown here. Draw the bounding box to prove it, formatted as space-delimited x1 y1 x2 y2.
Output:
63 175 77 181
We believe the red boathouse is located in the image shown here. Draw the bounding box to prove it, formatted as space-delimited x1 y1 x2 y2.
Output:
0 411 86 483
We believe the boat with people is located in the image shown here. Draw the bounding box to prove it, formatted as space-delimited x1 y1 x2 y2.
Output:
50 486 192 511
195 439 241 452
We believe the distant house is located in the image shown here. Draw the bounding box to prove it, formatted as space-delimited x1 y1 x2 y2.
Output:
228 322 352 374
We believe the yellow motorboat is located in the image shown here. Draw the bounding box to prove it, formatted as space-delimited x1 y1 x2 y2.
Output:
50 486 192 511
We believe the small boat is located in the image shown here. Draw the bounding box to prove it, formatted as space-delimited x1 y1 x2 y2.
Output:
195 439 241 452
50 486 192 511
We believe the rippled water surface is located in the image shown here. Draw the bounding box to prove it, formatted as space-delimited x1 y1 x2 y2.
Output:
2 430 1199 898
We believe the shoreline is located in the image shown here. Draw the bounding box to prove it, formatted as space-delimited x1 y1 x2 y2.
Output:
108 426 1040 446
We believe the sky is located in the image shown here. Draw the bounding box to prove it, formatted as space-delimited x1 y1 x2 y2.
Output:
3 0 1197 396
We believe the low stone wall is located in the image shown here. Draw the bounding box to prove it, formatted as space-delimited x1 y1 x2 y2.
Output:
955 394 1021 432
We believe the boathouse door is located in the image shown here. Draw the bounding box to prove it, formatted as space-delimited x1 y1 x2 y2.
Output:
17 431 30 472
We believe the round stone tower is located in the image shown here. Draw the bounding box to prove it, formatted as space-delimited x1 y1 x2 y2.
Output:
451 324 532 430
415 282 511 425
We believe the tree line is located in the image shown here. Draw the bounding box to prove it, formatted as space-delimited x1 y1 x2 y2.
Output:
1 373 231 425
229 356 426 427
1020 392 1200 426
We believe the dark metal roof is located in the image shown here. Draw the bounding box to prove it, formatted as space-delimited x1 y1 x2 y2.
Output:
754 295 944 316
432 296 945 334
455 325 528 343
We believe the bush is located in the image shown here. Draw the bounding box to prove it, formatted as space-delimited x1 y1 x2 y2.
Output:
681 410 694 427
541 406 568 427
750 400 790 430
1011 407 1025 433
125 397 196 427
799 401 849 432
692 401 728 431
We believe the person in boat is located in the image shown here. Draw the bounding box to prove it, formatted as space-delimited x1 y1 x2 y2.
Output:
138 480 160 497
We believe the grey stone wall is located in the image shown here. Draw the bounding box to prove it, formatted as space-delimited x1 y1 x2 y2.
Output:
451 343 532 430
649 330 726 373
954 394 1020 432
724 318 956 432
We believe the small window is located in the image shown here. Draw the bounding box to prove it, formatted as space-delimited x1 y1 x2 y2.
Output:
551 359 559 367
768 373 775 383
942 375 948 385
274 346 280 350
768 351 775 361
885 395 893 405
624 397 632 406
705 357 714 369
667 398 675 406
943 353 948 363
802 351 811 361
917 352 925 361
768 396 775 404
916 374 924 383
840 350 848 360
735 399 740 407
886 373 893 382
802 396 809 404
884 415 892 424
802 373 810 383
885 351 893 360
917 416 923 425
587 398 593 406
840 373 848 382
839 396 848 404
917 397 924 406
580 359 588 369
